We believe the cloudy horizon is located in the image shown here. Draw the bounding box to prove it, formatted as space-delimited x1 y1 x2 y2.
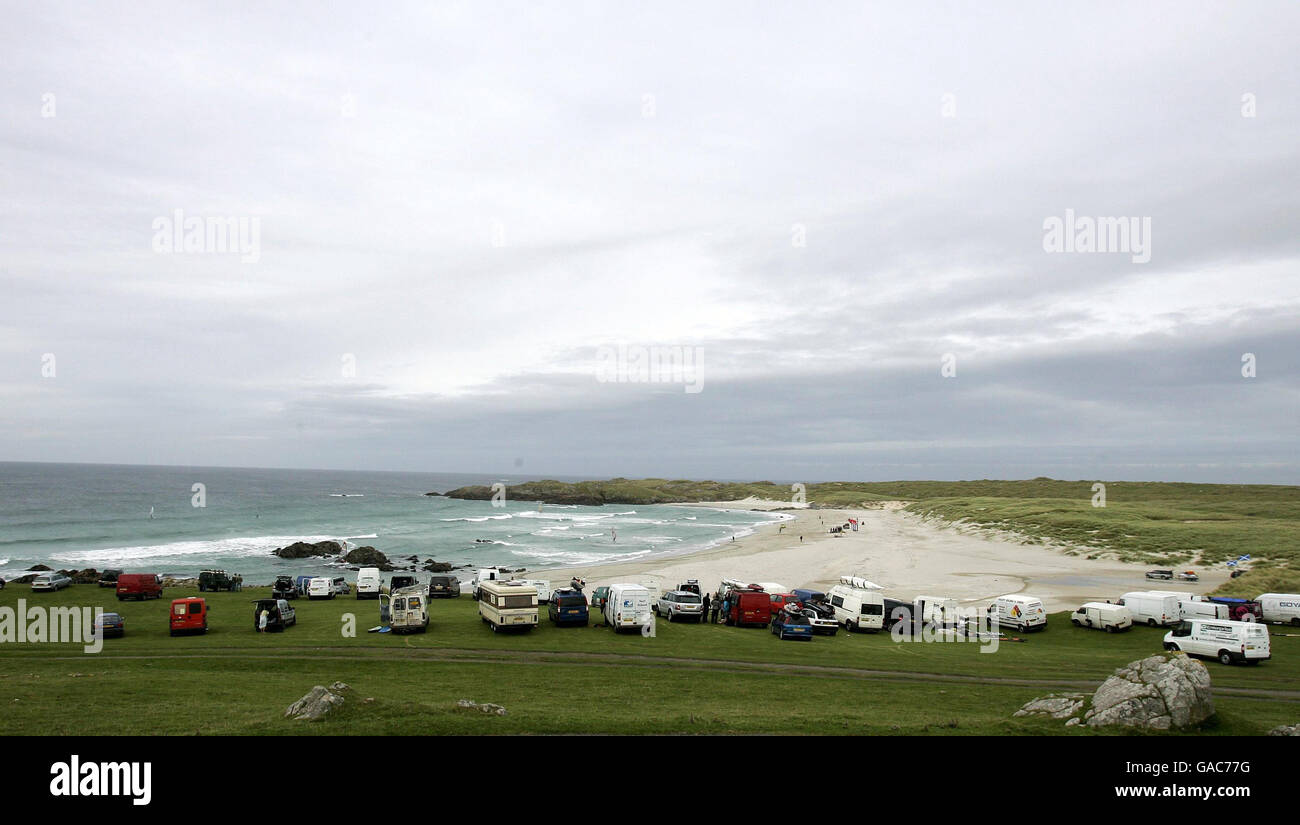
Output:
2 2 1297 484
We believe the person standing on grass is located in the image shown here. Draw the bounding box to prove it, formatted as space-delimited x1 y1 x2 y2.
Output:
258 608 269 633
701 592 710 622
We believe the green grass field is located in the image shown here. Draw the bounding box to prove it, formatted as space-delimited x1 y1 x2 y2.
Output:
1 584 1297 735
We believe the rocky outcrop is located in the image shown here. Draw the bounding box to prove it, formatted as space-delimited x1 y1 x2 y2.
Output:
422 560 453 572
456 698 507 716
60 568 99 584
273 540 343 559
26 564 52 572
343 545 392 571
1268 723 1300 736
285 681 352 721
1015 653 1215 731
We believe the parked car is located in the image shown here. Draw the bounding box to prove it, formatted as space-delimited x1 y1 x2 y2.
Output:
272 575 298 599
331 577 350 596
770 607 814 641
306 577 335 600
589 585 611 614
795 601 839 635
1146 569 1174 581
355 567 381 600
169 597 209 636
1164 619 1270 665
388 575 419 592
767 592 800 616
116 573 162 601
1070 602 1132 632
252 598 296 631
198 569 242 592
427 575 461 598
31 573 71 592
1175 570 1199 582
94 612 126 638
1205 597 1263 622
656 589 704 622
678 579 702 595
548 587 589 626
98 568 123 588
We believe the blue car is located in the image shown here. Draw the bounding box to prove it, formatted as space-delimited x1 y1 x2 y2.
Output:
548 587 589 626
94 612 126 638
771 609 814 641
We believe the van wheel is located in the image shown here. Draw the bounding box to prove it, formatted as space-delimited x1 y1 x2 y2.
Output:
1292 618 1300 627
1218 651 1235 665
1147 619 1157 627
1163 642 1178 651
490 623 500 633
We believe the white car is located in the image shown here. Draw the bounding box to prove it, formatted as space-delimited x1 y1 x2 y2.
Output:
306 577 335 600
31 573 71 592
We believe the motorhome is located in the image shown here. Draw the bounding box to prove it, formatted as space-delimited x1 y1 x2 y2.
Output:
355 568 381 600
1117 591 1181 627
477 579 539 633
1070 602 1132 632
1164 619 1271 665
1257 593 1300 626
603 583 653 633
827 576 885 633
386 586 429 634
306 577 334 600
989 594 1047 632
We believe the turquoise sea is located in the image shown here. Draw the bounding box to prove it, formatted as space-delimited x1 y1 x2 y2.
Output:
0 463 781 584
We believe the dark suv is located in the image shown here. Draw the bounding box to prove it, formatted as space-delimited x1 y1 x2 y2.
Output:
198 569 243 592
427 575 461 598
272 575 298 599
98 568 123 588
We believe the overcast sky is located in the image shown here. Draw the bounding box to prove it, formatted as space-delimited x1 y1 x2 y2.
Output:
1 1 1297 482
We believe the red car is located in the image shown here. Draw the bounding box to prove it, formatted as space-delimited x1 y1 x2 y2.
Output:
169 597 209 636
725 588 772 627
768 592 799 614
116 573 162 601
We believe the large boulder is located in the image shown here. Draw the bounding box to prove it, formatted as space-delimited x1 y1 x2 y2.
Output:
26 564 52 572
422 560 453 572
61 568 99 584
1014 653 1215 731
285 682 352 721
273 540 343 559
1268 723 1300 736
343 545 392 571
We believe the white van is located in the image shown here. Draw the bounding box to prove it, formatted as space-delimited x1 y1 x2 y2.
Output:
477 579 539 633
306 577 334 600
1164 619 1271 665
1118 591 1181 627
1070 602 1132 632
519 579 552 603
915 595 960 628
386 585 429 634
827 576 885 632
1257 593 1300 626
1178 599 1229 620
355 567 381 600
989 594 1047 632
603 583 653 633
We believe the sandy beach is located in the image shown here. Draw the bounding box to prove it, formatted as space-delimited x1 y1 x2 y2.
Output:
536 501 1229 611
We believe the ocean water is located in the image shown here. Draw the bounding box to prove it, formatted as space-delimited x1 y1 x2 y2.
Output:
0 463 782 584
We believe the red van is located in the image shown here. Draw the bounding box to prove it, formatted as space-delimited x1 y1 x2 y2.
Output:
169 597 209 636
116 573 162 601
726 589 772 627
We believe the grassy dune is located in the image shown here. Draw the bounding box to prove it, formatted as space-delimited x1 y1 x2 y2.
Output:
0 585 1297 735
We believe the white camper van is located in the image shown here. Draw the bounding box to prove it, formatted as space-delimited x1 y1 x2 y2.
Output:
827 576 885 632
1070 602 1132 632
603 583 653 633
914 595 960 628
1257 593 1300 626
477 579 539 633
306 577 334 600
1118 591 1181 627
519 579 552 603
1164 619 1271 665
989 594 1047 632
355 567 381 600
386 585 429 634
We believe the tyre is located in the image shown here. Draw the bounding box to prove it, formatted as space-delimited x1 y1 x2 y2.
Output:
1071 619 1081 626
1164 642 1178 651
1147 619 1157 627
491 622 500 633
1218 650 1234 665
1292 618 1300 627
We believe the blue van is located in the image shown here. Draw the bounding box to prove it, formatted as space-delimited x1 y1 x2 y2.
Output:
548 587 589 626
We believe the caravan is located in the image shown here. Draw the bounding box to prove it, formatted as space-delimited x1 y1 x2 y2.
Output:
1117 591 1181 627
827 576 885 633
477 580 539 633
989 594 1047 632
1164 619 1271 665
